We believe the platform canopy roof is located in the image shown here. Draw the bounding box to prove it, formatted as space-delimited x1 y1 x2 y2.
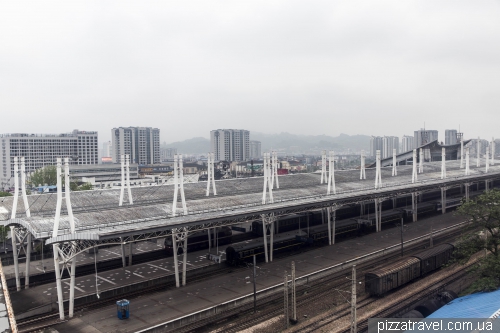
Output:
369 139 472 168
1 159 499 242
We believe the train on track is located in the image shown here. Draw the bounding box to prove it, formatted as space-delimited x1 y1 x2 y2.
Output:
364 243 455 296
164 227 233 255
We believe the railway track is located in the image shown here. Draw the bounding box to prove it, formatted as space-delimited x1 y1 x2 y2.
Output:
168 228 463 333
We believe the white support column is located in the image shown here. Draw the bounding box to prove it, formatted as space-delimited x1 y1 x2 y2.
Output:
460 138 464 168
272 151 279 189
491 137 495 165
208 228 212 252
126 154 133 205
419 148 423 173
53 158 65 320
477 137 481 167
465 147 470 176
121 242 126 268
182 236 188 286
374 150 382 189
441 148 446 179
360 150 366 180
10 157 20 291
465 183 470 202
119 154 125 206
172 232 179 288
320 150 327 184
172 155 187 216
21 157 33 289
412 149 417 183
206 153 217 196
327 151 336 195
64 158 77 318
374 199 379 232
392 149 397 176
262 153 273 204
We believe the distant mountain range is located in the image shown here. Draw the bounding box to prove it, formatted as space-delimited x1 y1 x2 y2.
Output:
162 133 370 155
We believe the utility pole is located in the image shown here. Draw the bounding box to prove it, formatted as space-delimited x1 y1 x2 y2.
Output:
292 261 297 323
351 265 357 333
284 270 289 329
253 255 257 314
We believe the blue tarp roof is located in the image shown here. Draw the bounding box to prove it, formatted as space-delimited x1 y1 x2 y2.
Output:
428 289 500 318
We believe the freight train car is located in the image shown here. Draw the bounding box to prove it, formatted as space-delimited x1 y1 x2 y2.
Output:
164 226 232 256
365 243 455 296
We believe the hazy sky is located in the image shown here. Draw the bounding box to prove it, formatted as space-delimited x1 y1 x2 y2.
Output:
1 1 499 144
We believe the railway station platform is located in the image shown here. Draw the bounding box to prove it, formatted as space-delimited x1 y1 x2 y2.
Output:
1 239 165 288
29 212 465 333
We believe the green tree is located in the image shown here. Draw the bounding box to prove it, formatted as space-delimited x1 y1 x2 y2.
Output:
0 191 12 197
27 166 91 191
28 165 58 187
454 189 500 293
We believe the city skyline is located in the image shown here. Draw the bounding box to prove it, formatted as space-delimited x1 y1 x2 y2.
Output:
1 2 499 144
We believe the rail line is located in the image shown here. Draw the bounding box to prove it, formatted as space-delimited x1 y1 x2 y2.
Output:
167 228 463 333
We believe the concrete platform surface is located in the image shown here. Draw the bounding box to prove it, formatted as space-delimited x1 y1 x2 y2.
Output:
50 212 465 333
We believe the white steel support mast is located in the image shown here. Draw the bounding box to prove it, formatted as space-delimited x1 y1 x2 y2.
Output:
359 150 366 180
465 147 470 176
412 149 417 183
419 148 423 174
271 151 279 189
392 149 397 176
10 157 20 291
460 138 464 168
262 153 273 204
491 137 495 165
327 151 336 195
374 150 382 189
320 150 327 184
20 157 32 288
441 148 446 179
327 206 337 245
125 154 133 205
172 154 187 216
477 137 481 167
119 154 125 206
206 152 216 196
52 158 78 320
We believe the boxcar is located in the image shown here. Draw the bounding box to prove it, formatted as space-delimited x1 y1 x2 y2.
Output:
411 243 454 276
364 257 421 295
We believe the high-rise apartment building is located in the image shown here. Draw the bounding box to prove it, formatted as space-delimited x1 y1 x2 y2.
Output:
249 141 261 159
401 135 414 153
0 130 98 188
414 129 439 148
210 129 250 161
111 127 160 165
382 136 399 158
370 136 383 157
160 148 177 161
445 129 458 145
